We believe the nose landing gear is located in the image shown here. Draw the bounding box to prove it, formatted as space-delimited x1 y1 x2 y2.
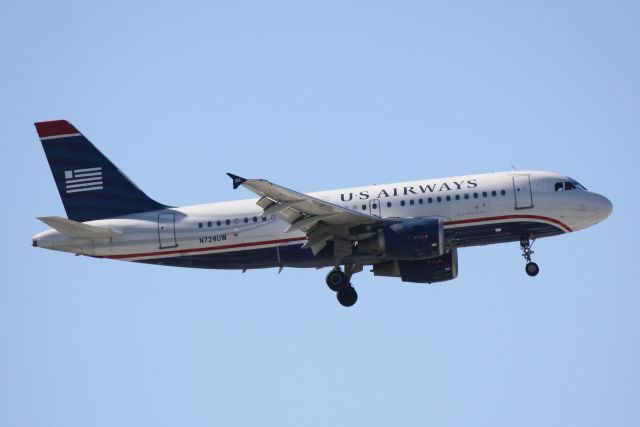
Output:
325 264 361 307
520 237 539 277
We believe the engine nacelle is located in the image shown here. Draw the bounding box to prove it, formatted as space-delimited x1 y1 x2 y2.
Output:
373 248 458 284
358 218 444 260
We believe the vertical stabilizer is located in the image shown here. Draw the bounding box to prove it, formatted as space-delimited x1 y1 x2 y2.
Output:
35 120 167 222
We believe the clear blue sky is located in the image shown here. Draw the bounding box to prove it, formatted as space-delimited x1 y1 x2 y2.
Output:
1 1 638 426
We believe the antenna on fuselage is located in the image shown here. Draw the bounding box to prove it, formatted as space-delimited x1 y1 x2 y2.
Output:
511 164 518 171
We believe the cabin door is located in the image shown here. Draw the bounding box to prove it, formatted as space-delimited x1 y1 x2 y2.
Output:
369 199 381 217
158 213 178 249
513 175 534 209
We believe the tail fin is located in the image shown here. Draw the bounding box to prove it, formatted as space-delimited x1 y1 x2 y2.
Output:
35 120 167 222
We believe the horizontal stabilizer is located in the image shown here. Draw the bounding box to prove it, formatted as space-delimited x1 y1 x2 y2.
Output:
37 216 119 239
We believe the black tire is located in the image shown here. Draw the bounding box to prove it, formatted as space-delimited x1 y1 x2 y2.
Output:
525 262 539 277
337 286 358 307
326 269 348 292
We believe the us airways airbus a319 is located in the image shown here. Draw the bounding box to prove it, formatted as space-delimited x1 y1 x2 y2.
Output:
32 120 613 307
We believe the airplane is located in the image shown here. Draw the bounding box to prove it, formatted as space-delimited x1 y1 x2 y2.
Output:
32 120 613 307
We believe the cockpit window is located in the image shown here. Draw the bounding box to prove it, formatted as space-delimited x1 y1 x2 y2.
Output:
571 181 587 190
555 181 587 192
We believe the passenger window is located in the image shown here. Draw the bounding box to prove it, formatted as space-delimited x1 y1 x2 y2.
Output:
437 196 442 203
244 217 249 223
235 218 240 224
387 202 392 208
253 216 258 222
207 221 212 227
446 195 451 201
409 199 415 205
428 197 433 203
198 222 203 228
372 203 378 209
217 220 221 226
418 198 424 204
226 219 231 225
501 190 506 196
464 194 469 199
482 191 488 197
455 194 460 200
491 191 497 197
473 193 478 199
555 182 564 192
262 216 267 222
401 200 406 206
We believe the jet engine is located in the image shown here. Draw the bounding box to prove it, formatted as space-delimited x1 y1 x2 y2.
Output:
372 248 458 283
357 218 444 260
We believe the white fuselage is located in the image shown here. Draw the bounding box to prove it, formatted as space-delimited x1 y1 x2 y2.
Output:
33 171 612 269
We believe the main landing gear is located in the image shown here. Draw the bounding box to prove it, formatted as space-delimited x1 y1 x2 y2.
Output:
325 265 359 307
520 237 540 277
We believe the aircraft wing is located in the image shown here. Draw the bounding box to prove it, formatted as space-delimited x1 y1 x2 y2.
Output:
227 173 383 257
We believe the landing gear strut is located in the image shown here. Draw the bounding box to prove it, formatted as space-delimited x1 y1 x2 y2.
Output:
520 237 539 277
325 265 360 307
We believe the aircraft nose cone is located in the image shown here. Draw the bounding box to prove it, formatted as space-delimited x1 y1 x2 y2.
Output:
595 194 613 222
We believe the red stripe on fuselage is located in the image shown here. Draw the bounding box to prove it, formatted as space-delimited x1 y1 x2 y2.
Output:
444 214 572 232
103 214 571 260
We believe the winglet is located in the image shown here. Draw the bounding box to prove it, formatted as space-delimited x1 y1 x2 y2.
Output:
227 173 247 189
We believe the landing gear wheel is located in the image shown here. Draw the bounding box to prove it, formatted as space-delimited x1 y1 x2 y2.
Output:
520 237 540 277
326 269 348 292
525 262 539 277
337 286 358 307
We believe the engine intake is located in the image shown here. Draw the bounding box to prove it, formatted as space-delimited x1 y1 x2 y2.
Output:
373 248 458 283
